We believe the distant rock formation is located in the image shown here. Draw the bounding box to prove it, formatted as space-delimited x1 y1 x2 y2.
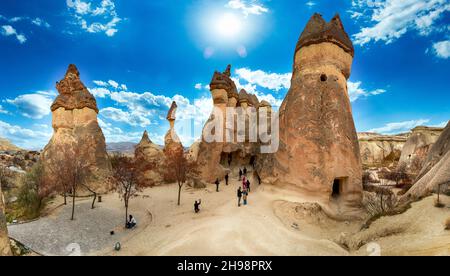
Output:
398 126 444 173
135 131 165 186
401 122 450 202
358 133 408 168
0 186 12 256
164 101 183 153
195 65 268 183
41 64 112 194
265 13 362 215
0 137 21 151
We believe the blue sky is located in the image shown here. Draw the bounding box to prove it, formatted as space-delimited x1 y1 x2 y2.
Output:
0 0 449 150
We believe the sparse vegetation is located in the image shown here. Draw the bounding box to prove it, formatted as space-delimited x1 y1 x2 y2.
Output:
111 154 142 227
163 147 198 206
16 163 48 219
445 218 450 230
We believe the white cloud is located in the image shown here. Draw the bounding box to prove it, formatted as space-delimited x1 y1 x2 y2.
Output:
232 77 283 108
1 25 27 44
306 1 316 7
100 107 151 127
108 80 119 89
235 68 291 92
0 120 52 150
93 80 108 86
347 81 387 102
351 0 450 46
194 83 210 90
120 84 127 91
66 0 122 37
432 121 449 128
0 104 8 114
89 87 111 98
225 0 269 17
31 18 51 28
98 118 144 144
367 119 430 134
5 91 55 119
432 40 450 58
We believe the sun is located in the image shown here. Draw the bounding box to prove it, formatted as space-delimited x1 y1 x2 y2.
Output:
215 13 242 39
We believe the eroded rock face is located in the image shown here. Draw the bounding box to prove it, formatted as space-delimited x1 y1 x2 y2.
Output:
267 13 362 211
0 186 12 256
358 133 407 168
164 101 183 154
135 131 165 186
401 122 450 203
41 64 112 194
195 65 266 183
398 126 444 173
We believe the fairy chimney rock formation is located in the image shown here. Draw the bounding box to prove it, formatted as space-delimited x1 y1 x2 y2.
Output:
41 64 112 194
0 186 12 256
268 13 362 216
135 130 165 186
164 101 183 152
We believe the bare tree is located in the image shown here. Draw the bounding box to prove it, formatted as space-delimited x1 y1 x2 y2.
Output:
163 147 198 206
51 144 90 220
110 154 141 227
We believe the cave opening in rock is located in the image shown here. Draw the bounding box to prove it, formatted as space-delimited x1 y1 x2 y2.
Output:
332 178 341 197
320 74 327 82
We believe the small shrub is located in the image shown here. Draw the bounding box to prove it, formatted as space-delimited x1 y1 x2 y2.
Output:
445 218 450 230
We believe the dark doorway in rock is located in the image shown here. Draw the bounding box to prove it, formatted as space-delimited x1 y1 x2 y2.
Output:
332 179 341 197
320 74 327 82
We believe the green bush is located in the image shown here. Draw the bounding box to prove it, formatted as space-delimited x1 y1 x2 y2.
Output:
17 163 45 219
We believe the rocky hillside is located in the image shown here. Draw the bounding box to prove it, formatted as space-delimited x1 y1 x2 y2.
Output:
358 132 408 168
106 142 137 154
0 138 21 151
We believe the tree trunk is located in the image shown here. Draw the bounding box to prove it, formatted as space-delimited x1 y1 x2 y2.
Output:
177 182 181 206
125 202 129 227
63 193 67 205
71 187 76 221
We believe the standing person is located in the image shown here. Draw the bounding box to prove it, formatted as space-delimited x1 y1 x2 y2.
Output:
243 191 248 205
237 187 243 207
242 176 247 192
239 169 243 180
246 179 251 193
225 173 229 186
194 199 201 213
215 178 220 192
243 167 247 176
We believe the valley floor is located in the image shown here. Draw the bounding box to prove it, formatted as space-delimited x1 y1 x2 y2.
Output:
7 174 450 256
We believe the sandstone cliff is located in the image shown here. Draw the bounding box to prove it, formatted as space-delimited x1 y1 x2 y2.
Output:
398 126 444 173
358 133 407 168
401 122 450 202
41 64 112 194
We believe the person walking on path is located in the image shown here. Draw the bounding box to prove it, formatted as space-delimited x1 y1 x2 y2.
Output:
239 169 243 180
243 167 247 176
242 176 247 191
225 173 229 186
215 178 220 192
237 187 243 207
243 191 248 205
194 199 201 213
246 179 251 193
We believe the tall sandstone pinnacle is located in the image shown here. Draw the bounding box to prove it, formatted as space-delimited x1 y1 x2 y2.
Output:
41 64 112 194
268 13 363 214
164 101 183 153
0 186 12 256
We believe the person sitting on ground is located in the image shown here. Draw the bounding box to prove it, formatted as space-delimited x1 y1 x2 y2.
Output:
126 215 137 229
225 173 229 186
194 199 202 213
237 187 243 207
215 178 220 192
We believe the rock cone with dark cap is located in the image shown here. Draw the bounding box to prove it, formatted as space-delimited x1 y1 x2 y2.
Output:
0 186 12 256
264 13 362 218
41 64 112 194
164 101 183 153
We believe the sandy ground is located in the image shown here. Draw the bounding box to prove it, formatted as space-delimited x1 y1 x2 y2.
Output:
8 171 450 256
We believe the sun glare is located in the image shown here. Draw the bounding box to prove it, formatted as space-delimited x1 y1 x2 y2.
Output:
215 13 242 39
